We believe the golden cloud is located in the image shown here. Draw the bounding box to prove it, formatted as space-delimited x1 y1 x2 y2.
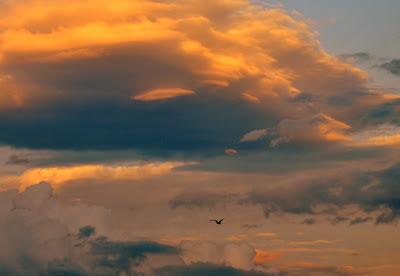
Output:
133 88 195 102
253 249 282 265
0 0 370 113
288 240 338 246
256 232 277 238
18 162 186 191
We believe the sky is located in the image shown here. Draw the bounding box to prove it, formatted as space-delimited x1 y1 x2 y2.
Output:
0 0 399 275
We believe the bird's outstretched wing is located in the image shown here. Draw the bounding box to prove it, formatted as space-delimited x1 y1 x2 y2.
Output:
218 218 224 223
209 219 217 222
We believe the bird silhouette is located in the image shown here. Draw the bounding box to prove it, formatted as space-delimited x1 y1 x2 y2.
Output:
209 218 224 224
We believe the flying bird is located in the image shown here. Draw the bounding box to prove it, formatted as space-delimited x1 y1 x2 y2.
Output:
209 218 224 225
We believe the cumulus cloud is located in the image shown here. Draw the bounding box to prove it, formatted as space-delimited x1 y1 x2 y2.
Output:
246 162 400 224
170 162 400 224
0 0 387 154
268 113 351 147
180 240 257 271
0 182 292 275
0 182 110 274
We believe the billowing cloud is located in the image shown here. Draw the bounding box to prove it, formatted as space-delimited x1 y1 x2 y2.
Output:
1 182 273 275
268 113 351 147
0 0 384 154
246 162 400 224
180 240 257 271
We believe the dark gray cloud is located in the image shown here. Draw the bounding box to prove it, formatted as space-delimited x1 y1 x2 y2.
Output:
78 225 96 240
171 163 400 224
180 144 385 174
242 224 262 229
154 263 275 276
359 99 400 126
5 154 31 165
349 217 372 226
88 236 180 275
170 192 239 210
0 94 274 156
381 59 400 75
339 52 371 63
246 163 400 224
302 217 316 225
330 216 350 225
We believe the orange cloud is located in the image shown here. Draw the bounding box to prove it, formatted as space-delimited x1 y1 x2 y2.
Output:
256 232 277 238
284 261 367 275
278 247 358 255
241 93 261 104
351 124 400 147
226 234 248 241
253 249 282 265
0 0 371 113
271 113 352 146
18 162 186 191
288 240 338 246
133 88 195 102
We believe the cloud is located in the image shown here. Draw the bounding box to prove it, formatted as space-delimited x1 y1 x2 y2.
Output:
253 249 282 265
256 232 277 238
350 123 400 147
240 129 268 142
180 240 257 271
0 0 381 154
154 262 273 276
245 162 400 224
241 93 261 104
225 149 238 155
288 240 337 246
170 192 239 210
89 238 179 274
339 52 371 63
278 248 358 256
270 113 351 147
17 161 185 191
381 59 400 75
349 217 372 226
5 154 30 165
133 88 195 102
302 217 316 225
284 262 367 276
0 182 111 274
0 182 192 275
